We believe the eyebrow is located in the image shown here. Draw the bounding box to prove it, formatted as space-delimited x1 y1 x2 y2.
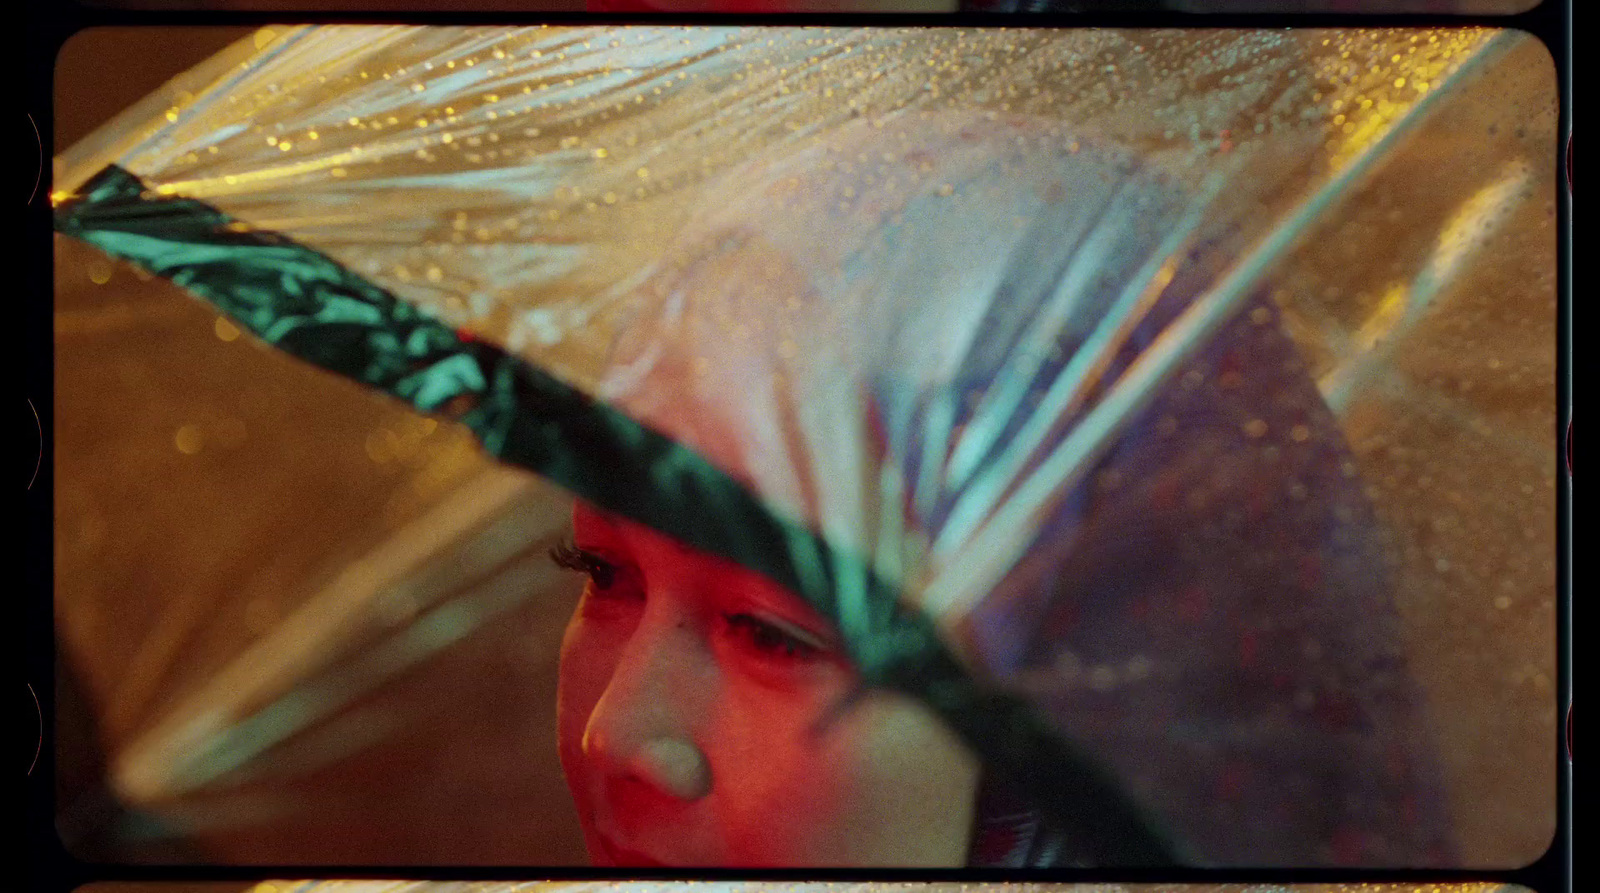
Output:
580 505 700 563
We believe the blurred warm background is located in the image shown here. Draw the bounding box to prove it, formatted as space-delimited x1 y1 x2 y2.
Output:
54 29 588 864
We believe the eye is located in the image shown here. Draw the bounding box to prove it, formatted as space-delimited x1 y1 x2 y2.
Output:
723 613 826 662
550 540 623 592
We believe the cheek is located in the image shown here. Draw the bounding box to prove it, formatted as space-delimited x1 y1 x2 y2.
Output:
702 686 849 861
784 693 980 865
700 678 976 865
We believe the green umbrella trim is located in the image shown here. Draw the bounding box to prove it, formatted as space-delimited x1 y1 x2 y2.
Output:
54 162 1180 866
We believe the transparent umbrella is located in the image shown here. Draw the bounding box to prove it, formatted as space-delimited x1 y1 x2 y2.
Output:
52 24 1558 867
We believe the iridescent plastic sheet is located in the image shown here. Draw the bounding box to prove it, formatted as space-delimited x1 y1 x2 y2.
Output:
53 26 1557 867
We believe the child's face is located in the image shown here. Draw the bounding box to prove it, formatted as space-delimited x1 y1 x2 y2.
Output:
555 501 980 866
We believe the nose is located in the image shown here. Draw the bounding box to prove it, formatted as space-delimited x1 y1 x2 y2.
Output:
581 602 715 802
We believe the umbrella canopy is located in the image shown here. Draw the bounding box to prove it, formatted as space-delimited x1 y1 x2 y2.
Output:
53 24 1557 867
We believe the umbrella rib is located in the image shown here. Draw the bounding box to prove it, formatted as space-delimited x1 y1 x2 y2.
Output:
920 29 1518 619
111 465 548 802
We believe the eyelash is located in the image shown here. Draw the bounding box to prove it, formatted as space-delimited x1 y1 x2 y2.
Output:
550 539 825 663
723 613 823 662
549 540 619 591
